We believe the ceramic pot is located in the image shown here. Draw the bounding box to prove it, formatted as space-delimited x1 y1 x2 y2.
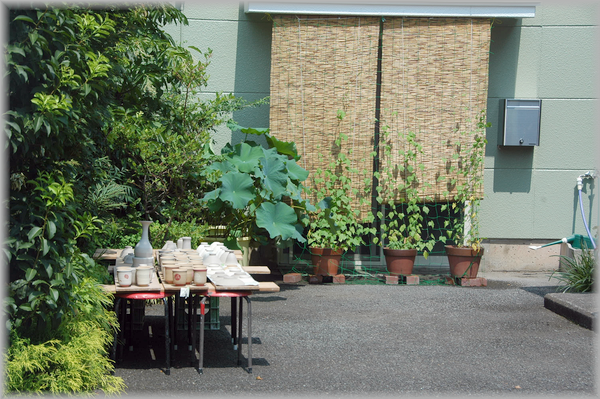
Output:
162 241 177 251
163 264 178 284
183 266 194 284
137 264 154 283
203 251 221 266
445 245 484 278
224 250 239 266
182 237 192 250
173 268 187 286
310 247 343 276
136 267 151 286
383 248 418 275
193 266 207 285
120 246 134 259
117 267 133 287
134 221 153 258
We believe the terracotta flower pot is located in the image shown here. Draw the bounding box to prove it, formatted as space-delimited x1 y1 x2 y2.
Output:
383 248 417 275
310 247 342 276
445 245 484 278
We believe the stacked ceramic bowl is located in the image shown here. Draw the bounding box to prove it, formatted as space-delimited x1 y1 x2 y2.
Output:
195 242 257 287
158 249 206 286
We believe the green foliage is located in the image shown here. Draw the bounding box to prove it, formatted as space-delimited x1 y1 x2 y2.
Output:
6 5 235 393
306 116 376 252
374 129 436 257
7 172 104 341
440 110 490 251
551 249 596 293
150 219 210 249
4 279 125 395
91 218 210 252
203 126 312 246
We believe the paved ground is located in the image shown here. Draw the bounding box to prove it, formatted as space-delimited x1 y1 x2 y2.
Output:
111 269 597 398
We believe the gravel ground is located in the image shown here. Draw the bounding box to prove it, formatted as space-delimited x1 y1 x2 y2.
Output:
112 278 596 398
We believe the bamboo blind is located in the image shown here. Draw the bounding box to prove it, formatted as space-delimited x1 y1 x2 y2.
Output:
379 18 491 202
269 15 491 213
269 15 380 217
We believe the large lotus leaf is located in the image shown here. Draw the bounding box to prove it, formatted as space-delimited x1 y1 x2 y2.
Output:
265 135 300 160
220 172 255 209
229 142 264 173
227 122 270 137
285 159 309 181
256 202 306 242
208 160 236 174
256 153 288 198
241 126 270 136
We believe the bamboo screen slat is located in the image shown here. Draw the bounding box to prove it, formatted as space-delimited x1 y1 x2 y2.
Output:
269 15 380 218
379 18 491 202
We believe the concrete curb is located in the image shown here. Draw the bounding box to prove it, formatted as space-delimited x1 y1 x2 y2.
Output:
543 292 597 330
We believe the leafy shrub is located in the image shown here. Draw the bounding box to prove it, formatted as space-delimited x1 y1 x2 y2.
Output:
4 278 125 395
7 172 103 340
552 248 596 293
150 219 209 249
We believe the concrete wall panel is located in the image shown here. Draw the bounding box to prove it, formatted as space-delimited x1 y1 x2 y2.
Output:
533 99 598 168
538 27 598 99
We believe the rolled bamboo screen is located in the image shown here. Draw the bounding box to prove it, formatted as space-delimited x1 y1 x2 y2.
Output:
379 18 491 202
269 15 491 214
269 15 380 218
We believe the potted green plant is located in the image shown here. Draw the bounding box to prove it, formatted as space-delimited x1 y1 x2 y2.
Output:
373 129 435 275
440 110 490 278
306 114 376 275
202 125 312 264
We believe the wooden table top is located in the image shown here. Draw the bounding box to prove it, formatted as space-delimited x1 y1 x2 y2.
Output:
102 269 279 294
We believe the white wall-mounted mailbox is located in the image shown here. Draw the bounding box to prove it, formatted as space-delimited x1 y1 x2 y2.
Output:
502 99 541 146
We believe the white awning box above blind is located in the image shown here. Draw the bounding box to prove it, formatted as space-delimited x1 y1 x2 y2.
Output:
245 2 536 18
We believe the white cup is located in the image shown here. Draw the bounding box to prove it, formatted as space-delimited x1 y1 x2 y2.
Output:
193 266 207 285
137 264 153 284
136 267 151 286
184 267 194 284
173 268 187 286
117 267 133 287
163 264 178 284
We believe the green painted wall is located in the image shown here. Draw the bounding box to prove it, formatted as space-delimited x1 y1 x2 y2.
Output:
165 2 272 151
483 3 598 241
171 2 599 244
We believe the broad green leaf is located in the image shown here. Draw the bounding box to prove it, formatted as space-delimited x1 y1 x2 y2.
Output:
208 161 236 174
257 154 288 198
45 262 53 278
47 220 56 239
227 122 270 137
266 135 300 159
25 268 36 281
27 226 42 241
220 172 254 209
19 304 32 312
13 15 35 23
229 142 263 173
202 188 221 202
256 202 305 242
49 288 59 302
41 237 49 255
28 291 43 302
285 159 309 181
241 126 270 136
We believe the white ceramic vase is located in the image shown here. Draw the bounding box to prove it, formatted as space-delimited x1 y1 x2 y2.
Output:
134 221 153 258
